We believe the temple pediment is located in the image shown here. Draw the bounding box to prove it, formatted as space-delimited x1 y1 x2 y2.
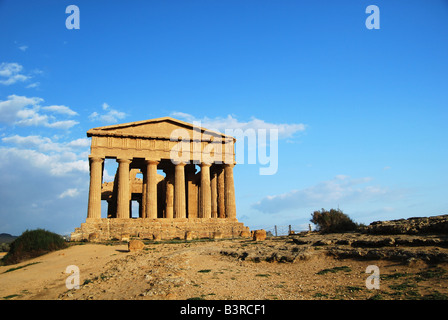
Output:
87 116 236 169
87 117 235 142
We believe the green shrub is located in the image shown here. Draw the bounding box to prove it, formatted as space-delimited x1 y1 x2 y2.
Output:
310 208 359 233
1 229 67 265
1 243 10 252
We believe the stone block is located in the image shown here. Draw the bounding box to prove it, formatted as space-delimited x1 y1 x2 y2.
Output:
88 232 100 242
253 229 266 241
240 230 251 238
128 240 145 252
121 233 130 242
153 233 162 241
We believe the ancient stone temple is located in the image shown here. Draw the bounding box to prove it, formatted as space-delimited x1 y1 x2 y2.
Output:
70 117 249 241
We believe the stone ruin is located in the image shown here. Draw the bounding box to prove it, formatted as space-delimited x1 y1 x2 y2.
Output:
71 117 250 241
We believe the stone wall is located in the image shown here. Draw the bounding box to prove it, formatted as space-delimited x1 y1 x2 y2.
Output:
366 214 448 235
70 218 250 241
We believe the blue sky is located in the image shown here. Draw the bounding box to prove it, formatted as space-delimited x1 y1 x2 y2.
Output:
0 0 447 236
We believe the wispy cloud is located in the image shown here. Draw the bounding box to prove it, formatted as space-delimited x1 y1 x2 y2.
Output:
42 105 78 116
14 41 29 52
0 146 88 176
26 82 40 89
0 95 79 129
2 135 90 154
89 102 126 123
252 175 398 214
171 112 306 140
59 188 80 199
0 94 42 123
0 62 30 85
0 139 89 234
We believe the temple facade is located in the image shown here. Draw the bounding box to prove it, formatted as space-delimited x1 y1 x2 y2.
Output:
71 117 249 241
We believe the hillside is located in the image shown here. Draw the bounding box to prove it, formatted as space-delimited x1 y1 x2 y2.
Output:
0 233 17 244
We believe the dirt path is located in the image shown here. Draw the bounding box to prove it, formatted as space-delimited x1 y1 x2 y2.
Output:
1 238 447 300
0 243 128 299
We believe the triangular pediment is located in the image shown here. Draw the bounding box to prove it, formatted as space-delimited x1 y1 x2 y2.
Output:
87 117 235 142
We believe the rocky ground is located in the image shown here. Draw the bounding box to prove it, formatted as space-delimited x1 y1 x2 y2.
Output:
1 228 448 300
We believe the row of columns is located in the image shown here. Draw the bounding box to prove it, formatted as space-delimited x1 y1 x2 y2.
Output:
87 156 236 221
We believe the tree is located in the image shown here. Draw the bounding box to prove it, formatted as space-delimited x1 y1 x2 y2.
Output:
310 208 359 233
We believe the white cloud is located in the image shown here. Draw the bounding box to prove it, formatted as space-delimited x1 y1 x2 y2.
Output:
0 147 89 176
0 142 89 235
0 62 30 85
67 138 91 148
2 134 90 154
51 159 88 175
59 188 80 199
171 112 306 139
15 111 49 127
171 111 196 122
26 82 40 89
88 111 99 119
102 168 116 182
2 135 61 152
19 45 28 52
42 105 78 116
252 175 390 214
89 103 126 123
45 120 79 129
0 94 43 123
0 95 79 129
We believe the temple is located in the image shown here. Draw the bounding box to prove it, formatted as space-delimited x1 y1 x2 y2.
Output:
70 117 249 241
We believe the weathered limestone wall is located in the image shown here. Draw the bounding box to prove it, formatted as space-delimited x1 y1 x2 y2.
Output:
366 214 448 235
71 218 249 241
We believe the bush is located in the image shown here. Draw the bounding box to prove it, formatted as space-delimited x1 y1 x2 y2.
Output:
310 208 359 233
1 243 10 252
1 229 67 265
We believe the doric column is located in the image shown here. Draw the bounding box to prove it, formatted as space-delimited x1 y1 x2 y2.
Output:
217 166 225 218
174 163 186 218
87 156 104 219
145 160 159 219
211 167 218 218
186 164 197 219
116 158 131 219
200 163 212 218
164 169 174 219
141 168 147 218
224 163 236 220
